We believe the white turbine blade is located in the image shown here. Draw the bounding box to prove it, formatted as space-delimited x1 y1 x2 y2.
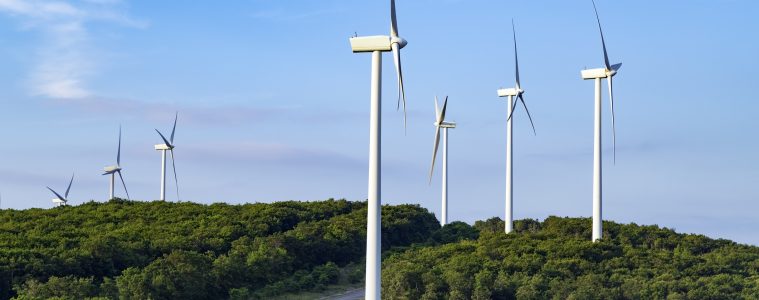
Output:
518 94 536 135
390 0 399 38
512 19 521 89
47 187 65 201
607 76 616 163
592 0 611 70
611 63 622 72
117 125 122 165
434 96 440 123
428 127 441 184
117 170 130 200
506 97 519 122
392 43 406 131
170 149 179 201
155 129 172 147
439 96 448 124
65 173 74 199
170 112 178 144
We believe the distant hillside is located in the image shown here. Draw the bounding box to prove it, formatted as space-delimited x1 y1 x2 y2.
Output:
0 199 439 299
2 200 758 299
382 217 759 299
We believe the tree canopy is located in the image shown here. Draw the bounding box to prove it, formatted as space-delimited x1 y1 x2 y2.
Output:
0 199 438 299
382 217 759 299
2 200 758 299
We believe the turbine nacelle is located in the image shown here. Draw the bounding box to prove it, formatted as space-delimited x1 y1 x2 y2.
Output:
581 67 612 80
497 88 523 97
103 165 121 174
349 35 406 53
435 121 457 128
154 144 173 151
52 198 67 206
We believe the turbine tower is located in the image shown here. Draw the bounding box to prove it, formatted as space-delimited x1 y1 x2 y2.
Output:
103 126 130 200
496 20 535 234
47 173 74 207
155 112 179 201
348 0 407 298
428 96 455 226
581 0 621 242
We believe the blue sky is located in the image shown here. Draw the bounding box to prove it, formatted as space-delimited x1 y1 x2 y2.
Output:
0 0 757 245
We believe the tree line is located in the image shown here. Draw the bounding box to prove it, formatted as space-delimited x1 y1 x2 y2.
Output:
2 199 758 299
0 199 438 299
382 217 759 299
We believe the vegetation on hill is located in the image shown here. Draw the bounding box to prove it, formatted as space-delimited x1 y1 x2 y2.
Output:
382 217 759 299
0 199 438 299
2 200 758 299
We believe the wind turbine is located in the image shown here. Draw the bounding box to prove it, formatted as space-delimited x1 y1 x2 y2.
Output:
154 112 179 201
428 96 455 226
348 0 407 298
47 173 74 207
496 20 535 234
103 126 130 200
580 0 622 242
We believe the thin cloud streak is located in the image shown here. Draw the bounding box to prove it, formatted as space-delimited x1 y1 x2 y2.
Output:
0 0 147 99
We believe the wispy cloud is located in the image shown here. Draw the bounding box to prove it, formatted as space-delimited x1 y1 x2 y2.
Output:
250 7 343 22
0 0 147 99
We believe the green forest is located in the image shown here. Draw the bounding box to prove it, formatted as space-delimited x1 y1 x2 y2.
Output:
0 199 758 299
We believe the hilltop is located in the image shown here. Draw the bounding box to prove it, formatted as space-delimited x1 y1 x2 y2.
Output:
0 200 757 299
383 217 759 299
0 199 438 299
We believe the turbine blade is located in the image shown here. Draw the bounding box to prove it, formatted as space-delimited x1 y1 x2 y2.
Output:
390 0 399 37
117 170 130 200
65 173 74 199
607 76 617 164
117 125 122 165
592 0 611 70
170 149 179 201
428 127 441 184
392 43 406 132
518 94 536 135
47 187 65 202
512 19 520 88
506 96 519 122
434 96 440 122
170 112 178 144
611 63 622 72
155 129 172 147
439 96 448 124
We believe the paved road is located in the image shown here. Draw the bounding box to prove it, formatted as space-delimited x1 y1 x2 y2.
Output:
323 288 364 300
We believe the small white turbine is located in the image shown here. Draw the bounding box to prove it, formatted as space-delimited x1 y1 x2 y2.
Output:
497 20 536 234
154 112 179 201
47 173 74 207
428 96 455 226
348 0 408 298
580 0 622 242
102 126 130 200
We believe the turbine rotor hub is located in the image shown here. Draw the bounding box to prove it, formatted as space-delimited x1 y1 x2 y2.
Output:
391 36 407 49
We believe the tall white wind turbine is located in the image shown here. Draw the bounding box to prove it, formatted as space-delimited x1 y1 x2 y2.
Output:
581 0 622 242
428 96 455 226
348 0 408 298
103 126 130 200
496 20 536 234
154 112 179 201
47 173 74 207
